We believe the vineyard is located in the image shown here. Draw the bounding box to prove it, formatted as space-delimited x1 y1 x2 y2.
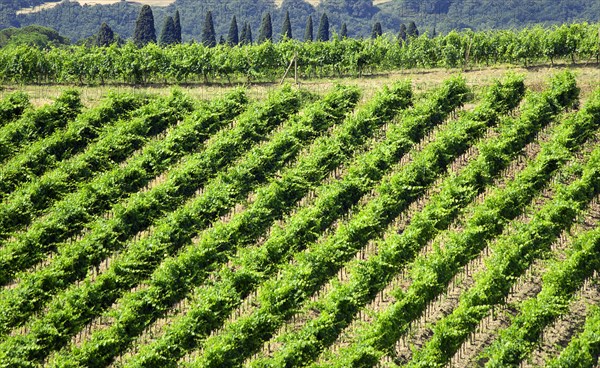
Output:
0 69 598 368
0 22 598 84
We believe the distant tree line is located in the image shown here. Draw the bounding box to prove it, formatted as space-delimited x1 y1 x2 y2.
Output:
125 5 420 48
6 0 599 43
0 24 68 48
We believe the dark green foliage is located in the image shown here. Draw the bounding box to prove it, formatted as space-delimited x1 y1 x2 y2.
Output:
304 15 313 41
227 15 239 46
258 12 273 43
201 11 216 47
14 1 139 42
280 0 317 41
173 10 182 43
317 13 329 41
0 25 69 48
430 0 452 14
246 22 253 44
0 4 18 30
349 0 378 18
8 0 600 42
159 16 177 46
96 22 114 47
403 0 420 13
398 23 407 43
281 10 292 40
407 21 419 37
0 92 31 127
372 21 382 38
219 35 226 45
321 0 378 19
133 4 156 46
340 22 348 38
239 22 253 45
239 21 248 45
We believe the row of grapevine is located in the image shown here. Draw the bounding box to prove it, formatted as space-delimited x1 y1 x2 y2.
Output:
546 306 600 367
0 90 81 164
0 91 196 284
0 23 597 84
0 74 597 368
43 83 407 368
0 91 30 127
125 75 470 368
482 225 600 366
0 84 359 366
409 141 600 367
254 73 579 368
0 92 144 199
0 91 191 242
0 89 244 257
0 91 244 245
191 71 523 367
0 86 302 336
328 85 599 368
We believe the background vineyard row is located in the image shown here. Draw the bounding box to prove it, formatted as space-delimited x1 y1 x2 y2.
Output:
0 22 598 84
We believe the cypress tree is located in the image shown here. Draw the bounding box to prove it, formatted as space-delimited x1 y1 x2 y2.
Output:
159 16 177 46
239 21 248 45
398 23 407 43
201 10 216 47
246 22 253 44
304 15 313 42
281 10 292 40
340 22 347 38
371 22 382 38
258 12 273 43
227 15 239 45
173 10 182 43
407 21 419 37
317 13 329 41
133 4 156 46
97 22 114 47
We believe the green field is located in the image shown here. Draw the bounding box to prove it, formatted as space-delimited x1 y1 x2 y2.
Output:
0 67 598 368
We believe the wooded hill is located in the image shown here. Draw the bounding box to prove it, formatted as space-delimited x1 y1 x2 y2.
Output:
1 0 599 42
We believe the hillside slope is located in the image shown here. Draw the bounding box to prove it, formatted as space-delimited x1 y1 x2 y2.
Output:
2 0 599 42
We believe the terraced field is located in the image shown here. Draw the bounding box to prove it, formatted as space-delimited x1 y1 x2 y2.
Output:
0 70 598 368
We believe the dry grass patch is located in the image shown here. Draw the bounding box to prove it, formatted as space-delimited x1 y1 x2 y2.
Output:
1 63 597 108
